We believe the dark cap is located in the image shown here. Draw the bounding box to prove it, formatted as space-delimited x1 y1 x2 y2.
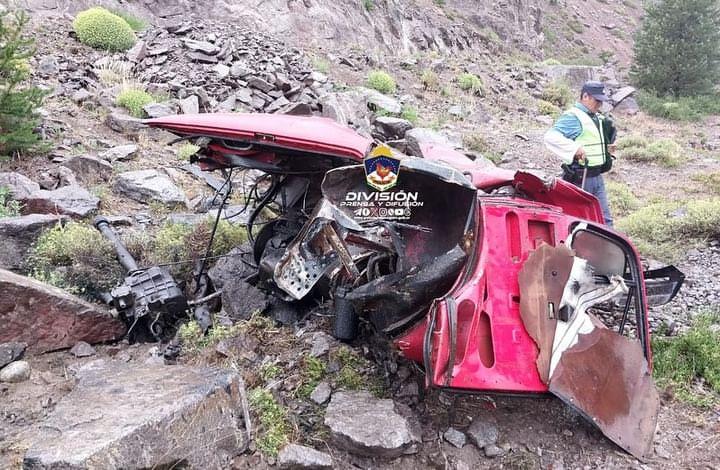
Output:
581 81 609 102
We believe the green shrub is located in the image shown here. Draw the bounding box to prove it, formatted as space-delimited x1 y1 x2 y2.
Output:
0 10 47 157
296 355 327 398
541 81 573 108
636 91 720 121
605 180 639 217
178 319 239 355
691 172 720 194
457 73 483 95
652 312 720 406
249 388 290 456
618 136 682 167
94 59 133 85
116 87 153 118
363 0 374 11
366 70 396 94
567 18 584 34
616 198 720 260
28 222 123 295
73 7 137 51
400 105 419 124
109 9 147 31
538 99 560 118
0 186 20 218
420 69 439 91
176 143 200 160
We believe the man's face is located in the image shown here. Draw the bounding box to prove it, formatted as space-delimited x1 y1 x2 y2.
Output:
581 93 601 113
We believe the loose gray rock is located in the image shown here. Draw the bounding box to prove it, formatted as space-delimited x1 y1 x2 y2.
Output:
99 144 138 162
374 116 413 140
467 416 499 449
324 391 421 458
23 185 99 218
266 96 290 113
310 381 332 405
0 342 26 369
207 246 253 289
37 166 77 190
221 279 268 321
0 360 30 383
612 97 639 115
483 444 504 458
106 112 145 135
115 170 188 206
611 86 636 105
63 155 113 183
143 102 177 118
282 103 313 116
71 89 93 104
361 87 402 114
183 39 219 55
278 444 333 469
248 76 274 93
230 61 251 78
126 40 147 63
213 63 230 79
310 332 332 358
0 172 41 200
405 128 457 158
0 214 68 270
70 341 96 358
178 95 200 114
542 64 600 89
443 427 467 448
37 57 59 76
22 360 247 469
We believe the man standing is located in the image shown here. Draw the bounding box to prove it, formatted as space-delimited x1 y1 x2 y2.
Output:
544 81 616 226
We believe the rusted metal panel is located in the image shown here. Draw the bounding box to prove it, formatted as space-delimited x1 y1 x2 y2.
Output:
548 327 660 460
518 243 574 384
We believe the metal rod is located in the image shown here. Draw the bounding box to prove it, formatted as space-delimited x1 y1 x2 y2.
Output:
94 216 139 273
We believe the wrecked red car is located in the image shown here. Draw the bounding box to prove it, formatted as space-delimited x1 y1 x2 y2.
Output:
147 113 683 459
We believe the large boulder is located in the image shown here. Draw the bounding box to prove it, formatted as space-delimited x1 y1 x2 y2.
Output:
374 116 414 140
63 155 113 184
0 269 126 353
22 185 100 218
22 360 247 469
405 128 460 158
115 170 188 206
0 214 68 271
542 65 600 89
324 391 420 458
0 172 40 200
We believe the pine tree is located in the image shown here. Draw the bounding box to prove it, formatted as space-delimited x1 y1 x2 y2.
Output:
631 0 720 97
0 9 46 157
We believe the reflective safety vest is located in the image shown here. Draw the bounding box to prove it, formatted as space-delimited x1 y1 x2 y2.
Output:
568 107 606 168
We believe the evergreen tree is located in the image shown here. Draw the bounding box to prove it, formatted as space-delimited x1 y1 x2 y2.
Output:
0 9 46 157
631 0 720 97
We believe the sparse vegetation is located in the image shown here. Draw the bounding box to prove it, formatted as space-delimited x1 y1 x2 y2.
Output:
617 135 682 167
363 0 374 11
537 99 560 118
420 69 439 91
567 18 583 34
457 73 483 95
94 59 133 85
116 87 153 118
653 311 720 407
366 70 396 94
605 181 639 217
332 346 386 396
176 143 200 160
109 9 147 32
28 222 123 295
636 90 720 121
178 320 240 355
249 388 291 456
297 355 327 398
0 10 47 158
616 198 720 260
0 186 20 218
691 172 720 194
312 56 330 74
400 105 419 124
73 7 137 51
541 81 573 108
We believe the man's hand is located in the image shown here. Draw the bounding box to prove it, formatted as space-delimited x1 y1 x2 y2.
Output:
608 143 617 155
574 146 586 163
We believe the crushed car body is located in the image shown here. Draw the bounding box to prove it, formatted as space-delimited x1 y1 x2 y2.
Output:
146 113 684 459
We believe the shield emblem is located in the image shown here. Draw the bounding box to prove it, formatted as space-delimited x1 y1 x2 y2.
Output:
364 144 400 192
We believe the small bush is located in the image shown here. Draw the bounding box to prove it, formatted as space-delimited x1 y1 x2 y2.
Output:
363 0 374 11
618 135 682 167
366 70 396 94
94 59 133 85
400 105 419 124
28 222 123 295
178 319 239 355
421 69 439 91
636 91 720 121
652 312 720 406
0 186 21 218
616 198 720 260
605 180 639 217
249 388 291 456
176 143 200 160
538 99 560 118
691 172 720 194
73 7 137 51
541 81 573 108
296 355 327 398
457 73 483 95
109 9 147 32
567 18 584 34
116 87 153 118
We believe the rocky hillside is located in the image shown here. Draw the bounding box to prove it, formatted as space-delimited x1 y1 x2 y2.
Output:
1 0 720 469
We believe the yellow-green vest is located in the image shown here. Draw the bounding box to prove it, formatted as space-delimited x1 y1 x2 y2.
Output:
568 107 606 168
